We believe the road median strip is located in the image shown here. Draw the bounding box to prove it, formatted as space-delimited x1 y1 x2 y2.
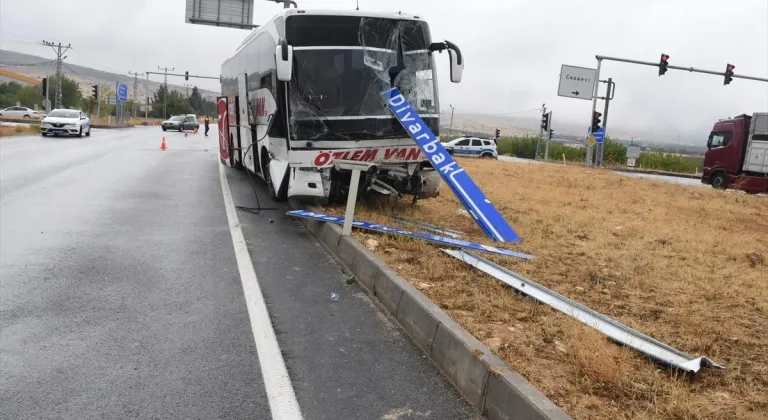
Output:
290 202 571 420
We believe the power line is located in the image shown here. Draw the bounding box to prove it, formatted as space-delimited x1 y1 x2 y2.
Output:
0 60 57 67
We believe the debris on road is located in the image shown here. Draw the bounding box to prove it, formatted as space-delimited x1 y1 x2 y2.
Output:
364 238 379 251
390 216 465 239
442 249 726 373
330 292 340 302
287 210 533 260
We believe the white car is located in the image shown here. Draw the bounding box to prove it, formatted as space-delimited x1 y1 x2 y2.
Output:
40 109 91 137
444 136 498 158
0 106 45 120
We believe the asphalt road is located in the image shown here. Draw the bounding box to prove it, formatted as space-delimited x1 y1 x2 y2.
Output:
0 128 477 420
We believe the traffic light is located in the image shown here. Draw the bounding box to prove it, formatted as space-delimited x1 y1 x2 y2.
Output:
540 112 550 131
91 85 99 99
495 128 500 139
41 77 47 95
658 53 670 76
185 71 189 81
724 63 735 85
591 112 602 133
548 129 554 140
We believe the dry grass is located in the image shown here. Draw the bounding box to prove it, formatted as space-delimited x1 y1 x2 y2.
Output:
0 125 38 137
321 158 768 419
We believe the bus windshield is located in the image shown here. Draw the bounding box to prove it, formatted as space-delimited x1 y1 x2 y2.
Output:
285 15 439 141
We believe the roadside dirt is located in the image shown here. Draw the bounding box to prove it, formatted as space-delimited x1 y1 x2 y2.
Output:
322 158 768 419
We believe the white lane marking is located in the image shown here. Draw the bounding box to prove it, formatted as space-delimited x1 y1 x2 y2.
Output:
219 163 303 420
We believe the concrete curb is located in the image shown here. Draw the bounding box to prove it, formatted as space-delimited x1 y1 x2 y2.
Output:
291 206 571 420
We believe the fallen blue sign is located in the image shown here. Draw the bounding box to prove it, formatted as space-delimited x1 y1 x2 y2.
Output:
380 87 521 243
288 210 533 261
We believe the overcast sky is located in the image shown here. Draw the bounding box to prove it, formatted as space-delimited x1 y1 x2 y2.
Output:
2 0 767 143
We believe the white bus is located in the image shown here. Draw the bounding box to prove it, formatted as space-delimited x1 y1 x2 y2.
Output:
218 5 463 203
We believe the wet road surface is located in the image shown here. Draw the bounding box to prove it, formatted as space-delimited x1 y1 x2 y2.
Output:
0 128 477 419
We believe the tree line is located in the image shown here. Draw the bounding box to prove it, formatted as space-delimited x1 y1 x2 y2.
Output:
0 74 217 120
440 134 704 174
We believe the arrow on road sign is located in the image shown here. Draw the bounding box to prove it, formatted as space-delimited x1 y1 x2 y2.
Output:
571 91 580 95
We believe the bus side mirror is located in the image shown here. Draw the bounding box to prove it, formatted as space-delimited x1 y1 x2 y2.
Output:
276 39 293 82
429 40 463 83
445 40 463 83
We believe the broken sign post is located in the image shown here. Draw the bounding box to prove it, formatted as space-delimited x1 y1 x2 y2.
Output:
287 210 533 260
380 87 521 243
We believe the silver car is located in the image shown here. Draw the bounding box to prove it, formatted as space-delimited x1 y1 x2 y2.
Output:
0 106 45 120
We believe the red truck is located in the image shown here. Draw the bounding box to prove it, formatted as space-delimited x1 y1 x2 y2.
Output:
702 112 768 194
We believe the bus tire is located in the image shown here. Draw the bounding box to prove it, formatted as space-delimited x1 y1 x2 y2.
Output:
711 171 728 190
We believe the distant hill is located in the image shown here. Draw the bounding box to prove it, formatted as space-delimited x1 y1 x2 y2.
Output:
0 50 218 102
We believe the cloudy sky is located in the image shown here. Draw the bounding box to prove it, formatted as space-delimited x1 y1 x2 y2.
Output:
2 0 767 143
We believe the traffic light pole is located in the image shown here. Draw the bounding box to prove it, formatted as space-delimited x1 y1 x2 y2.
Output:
596 78 614 167
145 73 149 122
596 55 768 82
535 104 546 161
586 59 602 167
96 86 100 121
44 79 50 114
544 111 552 162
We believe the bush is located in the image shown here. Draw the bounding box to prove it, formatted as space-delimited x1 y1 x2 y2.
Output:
636 152 703 174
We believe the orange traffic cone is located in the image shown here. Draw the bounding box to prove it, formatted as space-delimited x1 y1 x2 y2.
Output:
193 127 198 135
184 130 188 137
160 137 167 150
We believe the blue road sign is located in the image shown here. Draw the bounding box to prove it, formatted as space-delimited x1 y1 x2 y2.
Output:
116 82 129 103
287 210 533 260
380 87 521 243
593 127 605 144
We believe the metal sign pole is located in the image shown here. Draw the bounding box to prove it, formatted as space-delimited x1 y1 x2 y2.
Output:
586 58 602 167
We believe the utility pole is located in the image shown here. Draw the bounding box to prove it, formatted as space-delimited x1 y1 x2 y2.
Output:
128 71 144 120
158 66 174 119
40 40 72 109
449 104 455 135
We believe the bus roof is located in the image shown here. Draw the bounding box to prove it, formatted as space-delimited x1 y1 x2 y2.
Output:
229 8 425 60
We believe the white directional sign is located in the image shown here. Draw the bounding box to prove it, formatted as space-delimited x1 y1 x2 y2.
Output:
557 64 597 100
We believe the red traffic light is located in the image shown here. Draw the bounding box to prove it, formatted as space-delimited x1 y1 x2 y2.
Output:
661 54 669 62
727 64 735 72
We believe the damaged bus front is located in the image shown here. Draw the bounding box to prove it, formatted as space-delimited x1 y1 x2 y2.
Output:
219 8 463 203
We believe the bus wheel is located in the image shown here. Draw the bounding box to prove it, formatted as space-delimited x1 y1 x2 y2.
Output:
711 172 728 190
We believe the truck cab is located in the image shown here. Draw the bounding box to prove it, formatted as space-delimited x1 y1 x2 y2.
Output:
702 113 768 194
